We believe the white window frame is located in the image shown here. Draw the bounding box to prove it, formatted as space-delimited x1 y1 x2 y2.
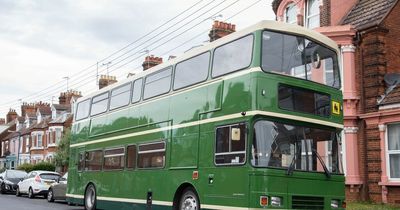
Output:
305 0 320 29
37 134 43 147
25 136 29 153
285 2 297 24
386 123 400 181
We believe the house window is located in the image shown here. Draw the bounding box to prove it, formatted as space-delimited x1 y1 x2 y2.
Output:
306 0 320 29
25 136 29 152
37 134 43 147
387 124 400 179
285 3 297 24
55 128 62 144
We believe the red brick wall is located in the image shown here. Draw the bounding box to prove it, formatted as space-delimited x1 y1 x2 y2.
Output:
387 187 400 204
320 0 331 26
382 2 400 74
354 2 400 203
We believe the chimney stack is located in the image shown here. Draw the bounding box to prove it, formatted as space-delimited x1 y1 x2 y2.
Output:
21 102 36 117
209 21 236 42
0 118 5 125
142 55 163 71
6 109 18 123
59 90 82 105
99 75 118 89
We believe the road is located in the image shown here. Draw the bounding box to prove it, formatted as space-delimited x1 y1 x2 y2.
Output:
0 193 82 210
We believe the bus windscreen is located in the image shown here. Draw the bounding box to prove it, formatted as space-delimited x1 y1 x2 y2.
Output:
261 30 341 89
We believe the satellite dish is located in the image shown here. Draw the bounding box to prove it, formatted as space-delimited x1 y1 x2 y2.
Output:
384 73 400 86
377 73 400 105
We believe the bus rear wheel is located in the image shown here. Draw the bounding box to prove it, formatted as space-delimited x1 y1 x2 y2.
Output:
84 184 97 210
179 188 199 210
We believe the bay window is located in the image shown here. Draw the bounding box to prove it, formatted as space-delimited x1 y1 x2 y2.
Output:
387 124 400 179
306 0 320 29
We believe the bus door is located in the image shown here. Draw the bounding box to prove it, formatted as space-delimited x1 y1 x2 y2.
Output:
202 123 249 208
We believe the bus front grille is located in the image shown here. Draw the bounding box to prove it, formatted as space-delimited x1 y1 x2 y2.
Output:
292 196 324 209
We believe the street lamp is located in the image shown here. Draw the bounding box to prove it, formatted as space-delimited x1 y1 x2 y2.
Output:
102 61 112 76
63 76 70 92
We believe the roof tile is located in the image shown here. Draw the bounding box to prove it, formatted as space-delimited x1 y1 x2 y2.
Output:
342 0 398 29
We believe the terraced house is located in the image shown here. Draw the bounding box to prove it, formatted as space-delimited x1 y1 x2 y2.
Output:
0 90 80 169
272 0 400 204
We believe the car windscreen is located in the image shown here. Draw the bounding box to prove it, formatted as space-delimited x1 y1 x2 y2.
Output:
6 170 27 179
40 173 60 180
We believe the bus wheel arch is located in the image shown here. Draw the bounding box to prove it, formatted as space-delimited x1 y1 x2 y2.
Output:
84 182 97 210
173 183 200 210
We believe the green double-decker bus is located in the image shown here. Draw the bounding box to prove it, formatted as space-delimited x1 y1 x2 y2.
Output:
67 20 345 210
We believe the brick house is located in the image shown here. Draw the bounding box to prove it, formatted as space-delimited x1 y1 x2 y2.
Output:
0 119 16 169
272 0 400 204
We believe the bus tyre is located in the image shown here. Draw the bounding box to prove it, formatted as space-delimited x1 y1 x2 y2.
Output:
28 187 35 199
47 188 54 202
84 184 97 210
179 188 200 210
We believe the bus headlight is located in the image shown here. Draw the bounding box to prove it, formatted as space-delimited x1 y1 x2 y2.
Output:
331 200 339 208
271 196 282 207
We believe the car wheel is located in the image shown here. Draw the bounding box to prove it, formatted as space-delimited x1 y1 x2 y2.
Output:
28 187 35 199
84 184 97 210
178 187 200 210
0 184 5 194
16 187 21 197
47 188 55 202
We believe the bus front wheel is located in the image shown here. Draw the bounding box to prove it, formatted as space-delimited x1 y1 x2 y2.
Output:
84 184 97 210
179 187 200 210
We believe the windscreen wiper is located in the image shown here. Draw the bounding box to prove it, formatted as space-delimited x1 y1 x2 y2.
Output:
286 155 296 176
312 148 331 178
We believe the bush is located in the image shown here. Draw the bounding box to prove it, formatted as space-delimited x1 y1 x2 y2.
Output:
17 163 34 172
32 162 56 172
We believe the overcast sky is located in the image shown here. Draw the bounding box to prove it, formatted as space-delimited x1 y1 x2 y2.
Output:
0 0 275 118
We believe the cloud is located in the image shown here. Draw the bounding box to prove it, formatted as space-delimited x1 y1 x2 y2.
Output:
0 0 275 116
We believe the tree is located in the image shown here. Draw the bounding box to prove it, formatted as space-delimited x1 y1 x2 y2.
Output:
54 128 71 172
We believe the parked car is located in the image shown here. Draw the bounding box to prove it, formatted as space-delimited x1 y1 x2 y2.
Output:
16 170 60 199
0 170 27 194
47 172 67 202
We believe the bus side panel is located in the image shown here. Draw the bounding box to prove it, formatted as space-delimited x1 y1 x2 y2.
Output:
103 108 129 133
170 87 207 168
73 120 90 144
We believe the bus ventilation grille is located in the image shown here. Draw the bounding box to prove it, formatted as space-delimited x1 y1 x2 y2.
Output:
292 196 324 209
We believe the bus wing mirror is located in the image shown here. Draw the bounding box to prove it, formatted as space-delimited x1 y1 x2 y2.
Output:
231 128 241 141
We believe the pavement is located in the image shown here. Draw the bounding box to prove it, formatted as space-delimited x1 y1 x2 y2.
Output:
0 193 82 210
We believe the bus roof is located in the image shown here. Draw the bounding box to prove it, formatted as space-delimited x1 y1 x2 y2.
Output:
76 20 339 103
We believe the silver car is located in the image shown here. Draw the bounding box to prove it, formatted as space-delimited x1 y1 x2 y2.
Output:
47 172 67 202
